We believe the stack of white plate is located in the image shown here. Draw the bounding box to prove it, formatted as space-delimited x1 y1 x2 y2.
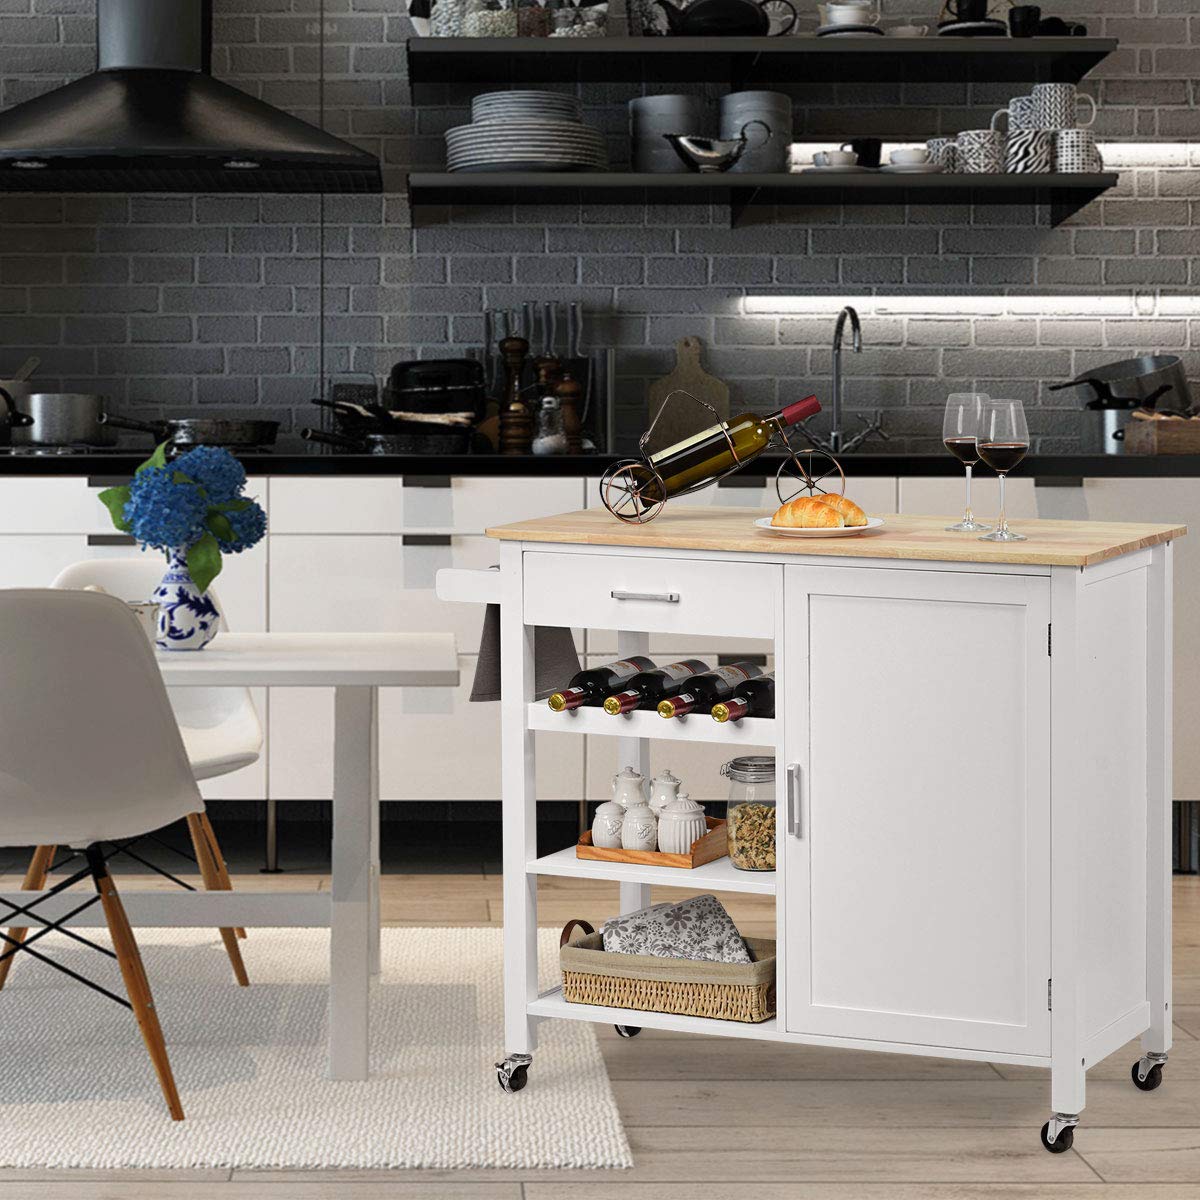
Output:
471 90 582 125
449 92 607 173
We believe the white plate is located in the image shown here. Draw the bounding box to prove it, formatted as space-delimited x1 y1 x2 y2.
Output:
880 162 944 174
753 515 886 537
798 164 877 174
815 23 885 35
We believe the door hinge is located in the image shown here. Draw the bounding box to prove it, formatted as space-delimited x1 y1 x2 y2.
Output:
1047 978 1053 1011
1047 624 1052 657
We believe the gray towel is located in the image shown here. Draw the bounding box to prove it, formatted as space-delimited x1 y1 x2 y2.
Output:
470 602 582 703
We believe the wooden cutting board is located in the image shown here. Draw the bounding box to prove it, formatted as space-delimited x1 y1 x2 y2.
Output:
646 336 730 453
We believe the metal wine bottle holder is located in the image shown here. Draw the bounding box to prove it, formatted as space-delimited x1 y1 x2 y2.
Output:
600 388 845 524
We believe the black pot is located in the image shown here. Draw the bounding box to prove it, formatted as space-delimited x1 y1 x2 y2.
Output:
1049 355 1193 415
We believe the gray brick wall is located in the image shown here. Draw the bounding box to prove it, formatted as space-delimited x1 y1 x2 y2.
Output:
0 0 1197 453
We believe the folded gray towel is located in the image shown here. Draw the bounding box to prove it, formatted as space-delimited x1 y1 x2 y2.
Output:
601 894 752 965
469 601 582 703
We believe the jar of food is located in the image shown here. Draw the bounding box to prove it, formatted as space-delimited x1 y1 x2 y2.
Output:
721 755 775 871
517 0 551 36
464 0 517 36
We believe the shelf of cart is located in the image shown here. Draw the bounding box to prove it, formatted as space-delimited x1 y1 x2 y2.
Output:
530 845 776 895
530 987 785 1041
528 703 775 745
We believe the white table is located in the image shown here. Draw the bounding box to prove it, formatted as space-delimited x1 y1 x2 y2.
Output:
5 632 459 1081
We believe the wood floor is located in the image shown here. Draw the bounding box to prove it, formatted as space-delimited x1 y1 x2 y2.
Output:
1 870 1198 1200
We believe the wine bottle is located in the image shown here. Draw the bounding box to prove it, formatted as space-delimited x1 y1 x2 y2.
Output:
711 674 775 723
547 656 655 712
657 662 765 719
640 395 821 505
602 659 710 716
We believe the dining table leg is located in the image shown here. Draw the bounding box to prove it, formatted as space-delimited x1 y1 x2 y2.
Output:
329 685 376 1080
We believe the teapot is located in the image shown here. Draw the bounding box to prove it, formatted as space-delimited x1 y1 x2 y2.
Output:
654 0 797 37
649 769 683 815
0 386 34 448
611 765 647 808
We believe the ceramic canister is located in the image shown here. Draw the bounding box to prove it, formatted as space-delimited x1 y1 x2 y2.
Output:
656 794 708 855
592 800 626 849
620 797 659 852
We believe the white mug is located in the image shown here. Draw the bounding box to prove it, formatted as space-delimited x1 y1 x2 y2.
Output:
814 149 858 167
821 1 878 26
1032 83 1097 132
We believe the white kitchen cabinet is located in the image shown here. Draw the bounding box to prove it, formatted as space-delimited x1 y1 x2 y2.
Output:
784 565 1051 1056
899 475 1037 521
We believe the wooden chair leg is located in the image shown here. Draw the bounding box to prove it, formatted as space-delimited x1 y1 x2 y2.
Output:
90 854 184 1121
199 812 246 940
185 814 249 987
0 844 56 990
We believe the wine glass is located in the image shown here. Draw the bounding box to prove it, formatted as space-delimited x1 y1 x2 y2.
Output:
977 397 1030 543
942 393 991 532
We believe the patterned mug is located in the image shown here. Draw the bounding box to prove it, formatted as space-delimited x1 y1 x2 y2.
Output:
1032 83 1097 132
1006 129 1054 174
956 129 1005 174
927 137 958 173
1054 128 1103 174
991 95 1039 134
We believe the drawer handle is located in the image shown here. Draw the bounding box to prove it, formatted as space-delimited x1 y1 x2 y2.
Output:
610 590 680 604
787 763 802 839
87 534 136 547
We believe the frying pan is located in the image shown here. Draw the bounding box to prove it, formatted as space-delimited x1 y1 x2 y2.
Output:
301 427 410 455
100 414 281 450
1049 355 1193 414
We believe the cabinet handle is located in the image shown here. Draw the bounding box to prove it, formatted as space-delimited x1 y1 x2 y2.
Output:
403 534 453 547
787 763 802 838
87 534 136 546
610 590 679 604
403 476 452 489
87 476 129 489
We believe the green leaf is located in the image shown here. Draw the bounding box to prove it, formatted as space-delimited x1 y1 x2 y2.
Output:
206 512 235 543
211 498 251 513
135 442 169 474
186 532 223 595
97 485 132 533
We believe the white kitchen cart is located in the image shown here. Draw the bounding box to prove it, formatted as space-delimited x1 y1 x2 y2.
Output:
444 507 1185 1152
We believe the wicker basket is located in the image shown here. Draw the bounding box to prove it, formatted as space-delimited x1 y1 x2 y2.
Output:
559 919 776 1024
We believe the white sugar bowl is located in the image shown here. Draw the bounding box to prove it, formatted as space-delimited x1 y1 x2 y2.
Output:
611 765 647 808
649 768 682 815
620 796 658 851
592 800 626 849
657 793 707 855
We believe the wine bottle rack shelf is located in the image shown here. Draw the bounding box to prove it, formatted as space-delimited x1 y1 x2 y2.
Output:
527 702 775 745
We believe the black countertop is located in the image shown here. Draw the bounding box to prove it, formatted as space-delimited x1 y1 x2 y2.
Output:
3 450 1200 480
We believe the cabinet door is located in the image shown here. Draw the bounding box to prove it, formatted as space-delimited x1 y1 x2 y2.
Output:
783 565 1051 1056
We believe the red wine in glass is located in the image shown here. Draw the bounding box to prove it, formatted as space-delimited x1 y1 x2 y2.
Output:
977 442 1029 473
943 436 981 467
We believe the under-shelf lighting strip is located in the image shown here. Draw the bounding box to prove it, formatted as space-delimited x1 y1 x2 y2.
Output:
743 294 1199 317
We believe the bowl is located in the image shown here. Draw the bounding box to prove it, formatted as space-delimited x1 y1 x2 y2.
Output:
664 133 748 173
890 147 931 165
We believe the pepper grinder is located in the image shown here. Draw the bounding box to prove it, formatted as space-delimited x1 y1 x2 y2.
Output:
554 371 584 454
499 334 532 456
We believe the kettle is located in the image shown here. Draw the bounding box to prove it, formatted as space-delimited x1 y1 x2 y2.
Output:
654 0 797 37
0 387 34 448
611 765 648 808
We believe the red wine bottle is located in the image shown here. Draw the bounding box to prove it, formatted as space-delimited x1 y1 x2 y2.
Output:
711 674 775 723
547 656 655 712
657 663 765 719
603 659 710 716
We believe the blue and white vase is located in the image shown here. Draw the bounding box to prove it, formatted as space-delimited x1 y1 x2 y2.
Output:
153 550 220 651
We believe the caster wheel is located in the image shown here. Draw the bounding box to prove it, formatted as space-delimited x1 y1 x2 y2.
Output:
497 1064 529 1094
614 1025 641 1038
1040 1121 1074 1154
1132 1061 1164 1091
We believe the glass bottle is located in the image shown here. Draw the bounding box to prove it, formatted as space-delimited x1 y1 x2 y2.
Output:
603 659 710 715
547 656 656 712
657 662 765 719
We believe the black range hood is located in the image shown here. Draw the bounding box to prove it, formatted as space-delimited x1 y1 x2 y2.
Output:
0 0 381 193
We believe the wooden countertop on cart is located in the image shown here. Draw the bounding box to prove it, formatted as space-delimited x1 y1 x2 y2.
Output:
486 508 1187 568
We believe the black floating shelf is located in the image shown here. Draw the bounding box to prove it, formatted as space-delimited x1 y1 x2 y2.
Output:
407 36 1117 98
406 171 1119 228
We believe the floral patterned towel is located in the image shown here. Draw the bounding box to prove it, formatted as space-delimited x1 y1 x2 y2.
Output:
600 894 751 965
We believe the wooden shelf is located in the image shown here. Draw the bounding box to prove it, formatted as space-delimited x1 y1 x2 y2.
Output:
527 702 775 745
408 36 1117 98
530 845 776 895
530 987 784 1041
407 171 1118 228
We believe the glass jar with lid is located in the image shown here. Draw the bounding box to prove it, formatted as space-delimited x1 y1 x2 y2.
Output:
464 0 517 36
721 755 775 872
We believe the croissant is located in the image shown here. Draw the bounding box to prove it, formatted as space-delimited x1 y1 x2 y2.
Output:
813 493 868 526
771 496 845 529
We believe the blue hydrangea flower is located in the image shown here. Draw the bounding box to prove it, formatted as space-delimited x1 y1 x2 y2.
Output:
216 500 267 554
123 466 210 552
171 445 247 503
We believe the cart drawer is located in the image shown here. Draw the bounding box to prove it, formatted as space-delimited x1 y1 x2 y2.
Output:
523 551 777 639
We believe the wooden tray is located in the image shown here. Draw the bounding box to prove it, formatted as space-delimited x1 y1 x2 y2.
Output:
1124 412 1200 455
576 817 728 870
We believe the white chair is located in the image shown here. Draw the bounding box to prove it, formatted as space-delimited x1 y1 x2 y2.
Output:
0 557 261 991
0 588 197 1119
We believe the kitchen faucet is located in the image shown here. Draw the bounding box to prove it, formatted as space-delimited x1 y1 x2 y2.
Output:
795 306 889 456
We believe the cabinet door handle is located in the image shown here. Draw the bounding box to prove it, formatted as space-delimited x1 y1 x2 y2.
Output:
787 763 802 838
610 590 680 604
87 533 136 547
